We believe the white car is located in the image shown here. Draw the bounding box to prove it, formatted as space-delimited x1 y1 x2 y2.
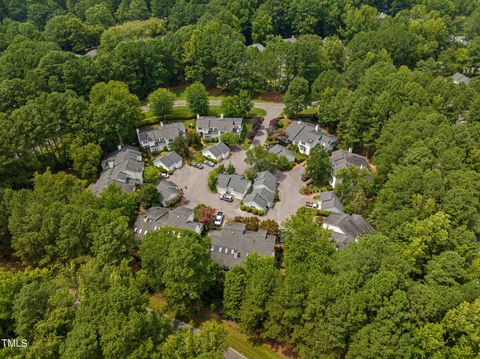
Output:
214 212 224 226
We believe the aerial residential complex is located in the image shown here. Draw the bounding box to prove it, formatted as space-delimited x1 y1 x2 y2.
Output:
90 146 144 195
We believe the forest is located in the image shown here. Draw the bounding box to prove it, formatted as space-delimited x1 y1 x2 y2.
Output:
0 0 480 358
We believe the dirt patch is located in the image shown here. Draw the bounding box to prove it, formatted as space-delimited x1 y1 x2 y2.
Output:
256 92 283 102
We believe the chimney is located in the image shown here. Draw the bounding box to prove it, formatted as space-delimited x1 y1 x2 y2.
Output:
196 114 200 119
160 121 164 127
348 147 353 153
108 160 114 169
220 113 224 119
315 124 319 132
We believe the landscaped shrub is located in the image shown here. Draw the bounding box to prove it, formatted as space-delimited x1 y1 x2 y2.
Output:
240 203 246 211
253 208 258 215
257 210 264 216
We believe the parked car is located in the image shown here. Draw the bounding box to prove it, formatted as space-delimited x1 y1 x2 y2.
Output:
192 162 204 169
305 201 319 209
204 160 215 167
160 172 169 178
220 193 234 202
214 212 224 226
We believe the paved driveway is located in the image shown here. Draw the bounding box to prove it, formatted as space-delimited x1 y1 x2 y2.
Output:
267 164 307 223
167 99 305 225
170 160 245 219
172 159 306 225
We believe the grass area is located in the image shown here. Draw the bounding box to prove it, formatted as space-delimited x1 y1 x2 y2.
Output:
147 296 282 359
247 108 267 117
148 293 167 311
192 309 282 359
300 107 319 116
223 321 282 359
168 85 230 100
141 106 266 127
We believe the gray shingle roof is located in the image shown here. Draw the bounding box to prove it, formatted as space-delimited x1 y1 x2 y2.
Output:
210 222 276 268
331 149 371 176
285 121 338 151
90 146 144 195
452 72 470 84
268 144 295 162
254 171 277 192
203 142 230 158
156 180 181 206
243 171 277 211
154 151 182 168
134 206 203 237
217 174 251 195
196 117 243 134
243 192 269 211
318 191 344 213
324 213 375 248
137 122 185 143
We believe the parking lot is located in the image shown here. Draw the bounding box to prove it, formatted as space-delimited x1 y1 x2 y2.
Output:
170 150 308 225
168 99 309 226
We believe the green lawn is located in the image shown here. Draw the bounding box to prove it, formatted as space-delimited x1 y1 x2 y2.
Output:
147 296 283 359
300 107 319 116
148 294 167 311
192 309 282 359
168 85 230 100
223 321 282 359
141 106 266 127
247 108 267 117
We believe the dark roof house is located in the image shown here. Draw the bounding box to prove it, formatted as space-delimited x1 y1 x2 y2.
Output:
452 72 470 85
322 213 375 248
331 149 371 187
268 144 296 162
285 121 338 155
134 206 203 236
210 222 276 268
137 122 185 152
317 191 344 214
156 180 182 207
90 146 144 195
243 171 278 212
196 115 243 139
153 151 183 172
202 142 230 161
216 174 252 199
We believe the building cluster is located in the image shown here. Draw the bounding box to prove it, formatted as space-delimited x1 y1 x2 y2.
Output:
88 111 379 270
